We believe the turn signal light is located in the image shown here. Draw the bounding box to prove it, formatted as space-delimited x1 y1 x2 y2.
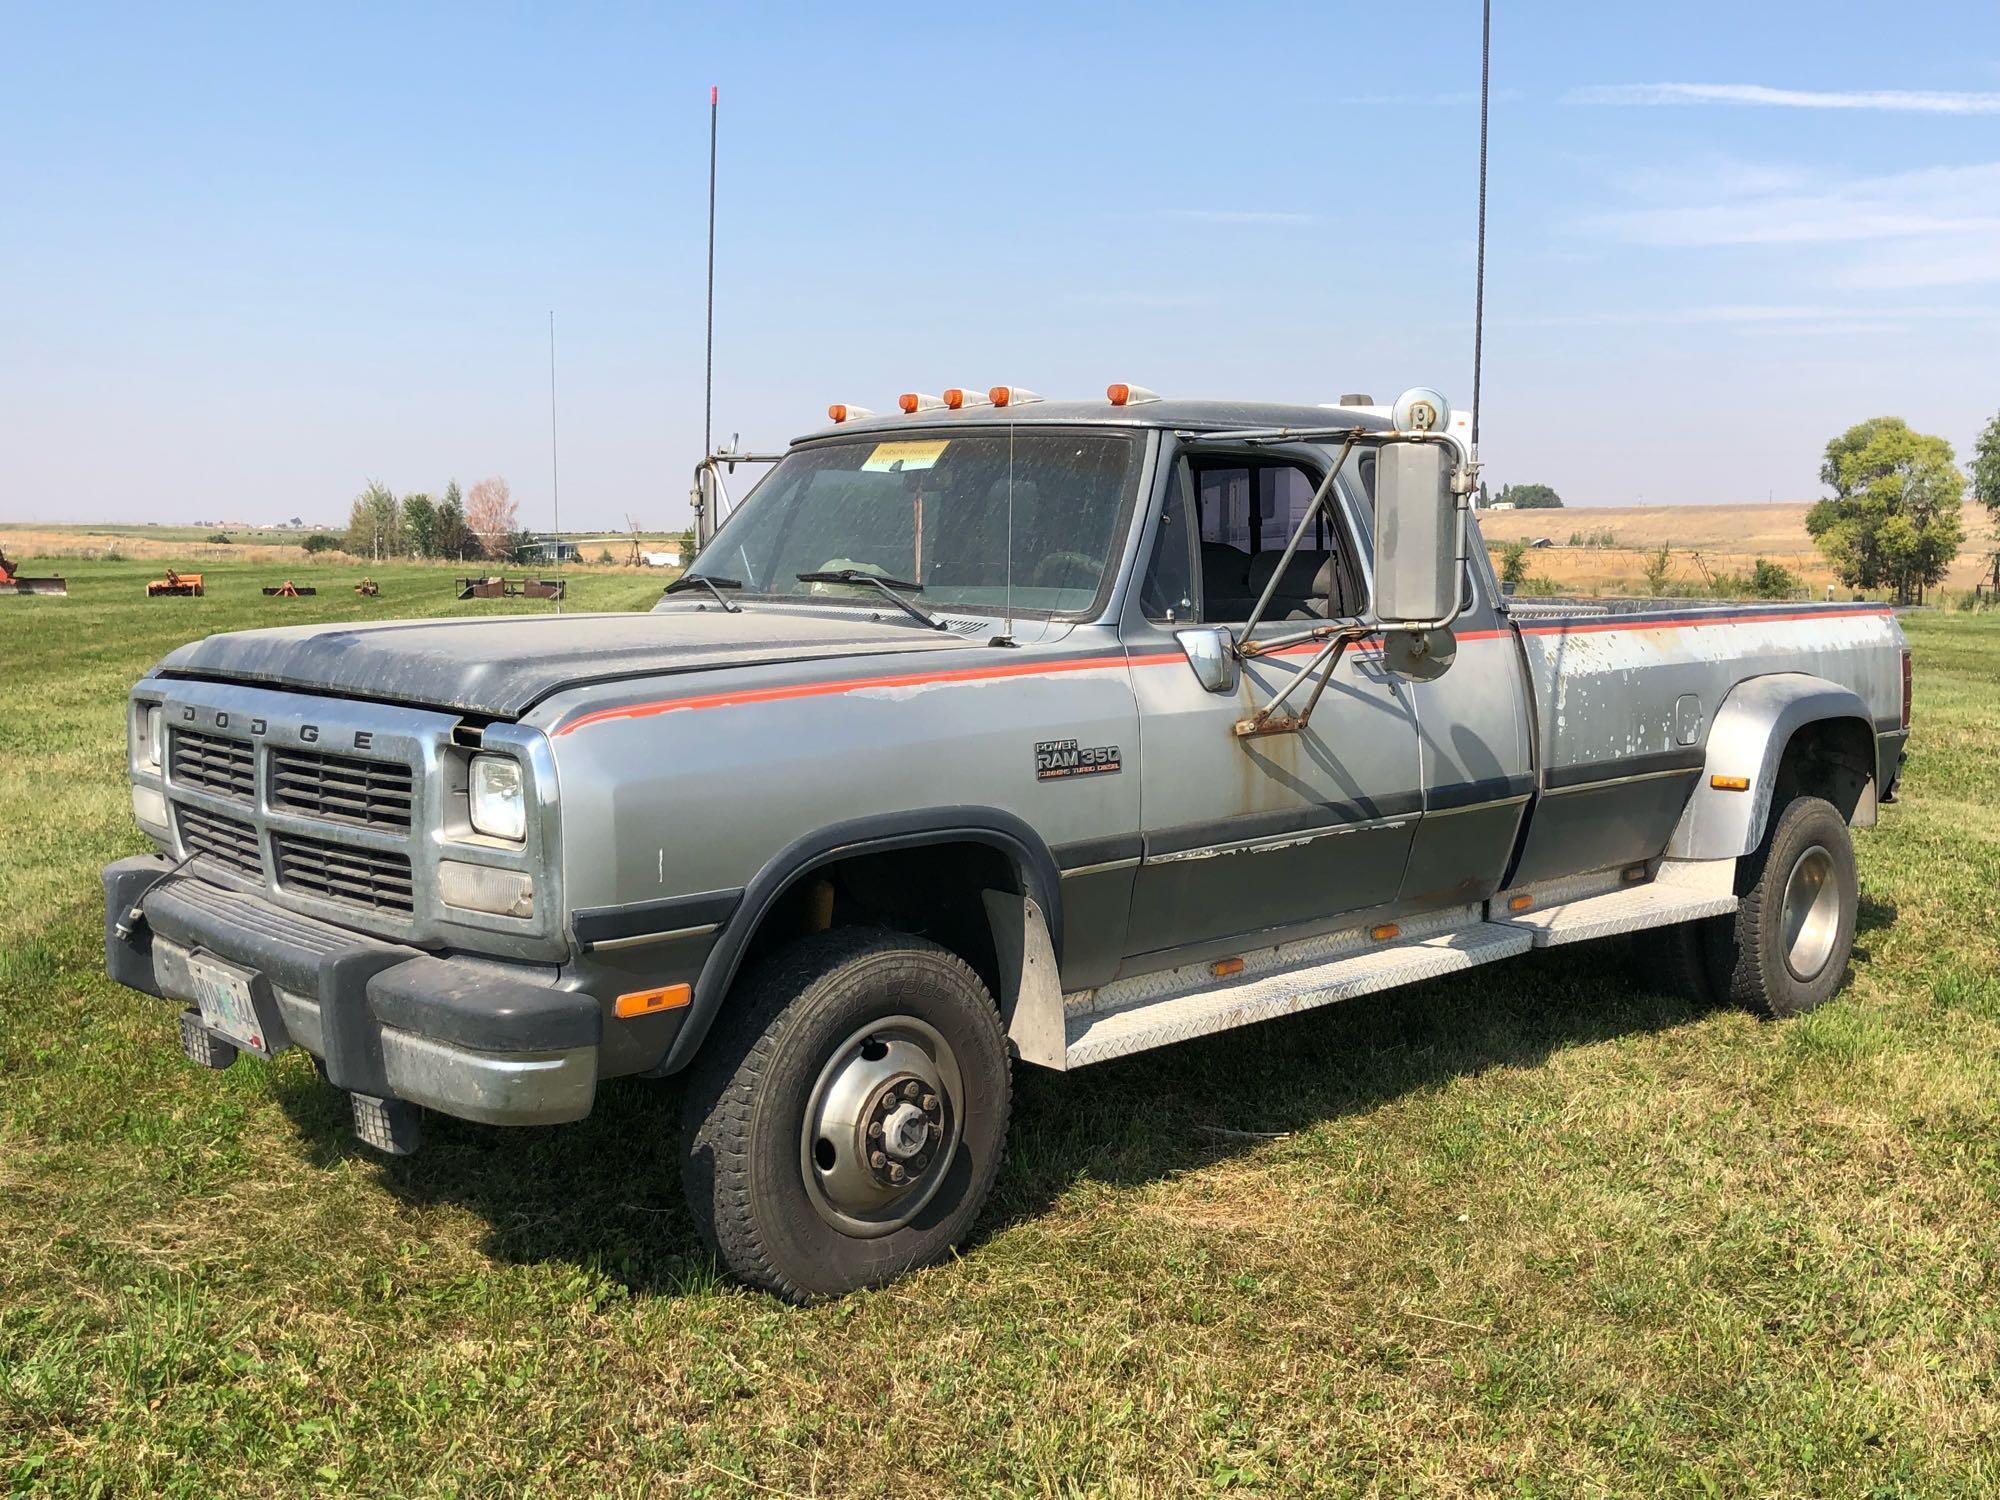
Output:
1507 894 1533 913
1212 957 1245 977
1371 923 1401 942
898 392 945 414
1106 383 1160 406
988 385 1043 408
827 403 875 423
1710 774 1750 792
941 387 990 410
614 983 692 1019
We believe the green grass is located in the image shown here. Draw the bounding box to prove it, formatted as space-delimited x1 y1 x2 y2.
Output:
4 563 1999 1496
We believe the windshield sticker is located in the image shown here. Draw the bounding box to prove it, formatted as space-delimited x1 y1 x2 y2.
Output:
1035 738 1122 781
862 439 950 473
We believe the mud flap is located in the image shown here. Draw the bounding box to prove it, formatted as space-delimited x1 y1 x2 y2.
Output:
982 888 1066 1071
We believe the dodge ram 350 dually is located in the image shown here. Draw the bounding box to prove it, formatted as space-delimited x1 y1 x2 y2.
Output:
105 385 1910 1298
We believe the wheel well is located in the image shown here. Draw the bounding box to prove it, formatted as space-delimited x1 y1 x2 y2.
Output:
731 840 1023 999
1774 716 1875 824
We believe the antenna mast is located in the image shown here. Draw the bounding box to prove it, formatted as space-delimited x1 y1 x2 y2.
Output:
704 84 718 459
1470 0 1491 464
549 308 563 614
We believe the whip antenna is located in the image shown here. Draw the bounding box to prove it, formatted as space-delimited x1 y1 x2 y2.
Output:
704 85 718 459
1471 0 1491 460
548 308 562 615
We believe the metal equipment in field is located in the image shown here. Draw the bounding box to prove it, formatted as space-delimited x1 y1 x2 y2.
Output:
456 575 565 601
261 580 318 598
146 569 204 597
0 549 67 596
354 577 381 597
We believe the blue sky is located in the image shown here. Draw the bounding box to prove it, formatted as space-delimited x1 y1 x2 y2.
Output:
3 1 1997 529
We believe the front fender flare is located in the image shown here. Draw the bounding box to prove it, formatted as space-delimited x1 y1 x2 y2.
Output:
1667 672 1874 861
659 806 1064 1075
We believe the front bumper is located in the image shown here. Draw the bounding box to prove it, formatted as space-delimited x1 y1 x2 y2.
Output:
104 855 600 1129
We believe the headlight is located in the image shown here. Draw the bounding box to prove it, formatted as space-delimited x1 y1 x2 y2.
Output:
142 705 163 769
468 755 527 842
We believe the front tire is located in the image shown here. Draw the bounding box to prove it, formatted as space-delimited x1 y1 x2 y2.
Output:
1708 795 1859 1018
680 928 1011 1301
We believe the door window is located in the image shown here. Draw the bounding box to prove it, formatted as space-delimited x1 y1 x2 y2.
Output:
1191 460 1363 623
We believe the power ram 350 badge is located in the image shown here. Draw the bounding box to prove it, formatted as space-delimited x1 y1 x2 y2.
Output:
1034 738 1122 781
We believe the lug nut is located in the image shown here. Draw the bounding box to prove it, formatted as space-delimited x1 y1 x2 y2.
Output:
922 1094 939 1113
903 1081 921 1100
870 1150 886 1169
868 1120 882 1139
913 1154 929 1171
888 1164 906 1184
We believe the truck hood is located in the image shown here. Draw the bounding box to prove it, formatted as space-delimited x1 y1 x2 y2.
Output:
154 606 991 719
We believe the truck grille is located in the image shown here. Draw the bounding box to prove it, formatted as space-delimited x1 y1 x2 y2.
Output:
169 729 256 802
273 832 415 914
270 747 415 831
177 804 262 879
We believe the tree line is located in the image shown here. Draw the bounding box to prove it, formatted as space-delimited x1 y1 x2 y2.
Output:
339 477 527 562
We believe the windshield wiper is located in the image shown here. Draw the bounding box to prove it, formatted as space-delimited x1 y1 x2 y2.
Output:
663 573 743 613
795 569 946 630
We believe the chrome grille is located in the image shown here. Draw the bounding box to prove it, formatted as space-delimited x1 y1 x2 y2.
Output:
169 729 255 802
273 832 415 914
270 747 415 831
177 804 262 879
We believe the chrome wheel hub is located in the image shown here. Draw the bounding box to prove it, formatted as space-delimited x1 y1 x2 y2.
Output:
802 1016 962 1237
1780 844 1841 980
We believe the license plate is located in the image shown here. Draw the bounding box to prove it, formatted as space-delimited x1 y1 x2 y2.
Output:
188 954 268 1053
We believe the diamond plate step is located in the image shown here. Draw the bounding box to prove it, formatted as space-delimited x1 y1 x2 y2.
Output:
1494 871 1737 948
1064 921 1532 1068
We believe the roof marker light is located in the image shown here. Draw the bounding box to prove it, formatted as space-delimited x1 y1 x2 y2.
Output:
898 392 945 414
1106 383 1160 406
988 385 1043 408
941 387 991 410
827 403 876 423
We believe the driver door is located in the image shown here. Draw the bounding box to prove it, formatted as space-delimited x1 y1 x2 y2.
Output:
1119 445 1424 962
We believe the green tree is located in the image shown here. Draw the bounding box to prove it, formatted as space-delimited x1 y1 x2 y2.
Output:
402 493 437 558
301 533 341 554
1477 479 1491 509
1806 417 1965 604
1497 482 1563 509
434 482 470 561
1642 544 1673 596
1750 558 1798 599
343 481 402 561
1972 409 2000 516
1498 541 1530 586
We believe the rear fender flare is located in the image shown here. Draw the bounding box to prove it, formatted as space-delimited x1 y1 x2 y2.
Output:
660 807 1063 1074
1667 673 1875 861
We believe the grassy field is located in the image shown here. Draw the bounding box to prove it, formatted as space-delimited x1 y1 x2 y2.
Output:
3 560 1998 1496
1477 501 1999 599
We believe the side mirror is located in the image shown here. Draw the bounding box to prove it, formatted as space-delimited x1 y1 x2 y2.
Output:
692 464 722 547
1372 441 1458 627
1175 626 1239 694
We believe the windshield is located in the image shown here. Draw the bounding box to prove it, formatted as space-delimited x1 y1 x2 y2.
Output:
687 429 1145 615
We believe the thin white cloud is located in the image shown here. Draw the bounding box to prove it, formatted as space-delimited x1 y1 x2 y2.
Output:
1580 162 2000 250
1166 209 1320 226
1573 82 2000 115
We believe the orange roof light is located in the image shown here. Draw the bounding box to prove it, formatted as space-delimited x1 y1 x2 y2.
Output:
826 403 876 424
988 385 1043 408
1106 383 1160 407
942 387 991 410
898 392 945 414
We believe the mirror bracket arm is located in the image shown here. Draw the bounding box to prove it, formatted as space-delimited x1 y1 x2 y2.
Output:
1232 623 1373 738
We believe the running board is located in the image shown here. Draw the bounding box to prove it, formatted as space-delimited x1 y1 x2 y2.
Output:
1493 860 1738 947
1062 907 1530 1069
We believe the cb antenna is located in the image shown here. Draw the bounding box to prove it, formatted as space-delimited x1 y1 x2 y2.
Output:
1470 0 1491 463
703 84 718 460
548 308 563 616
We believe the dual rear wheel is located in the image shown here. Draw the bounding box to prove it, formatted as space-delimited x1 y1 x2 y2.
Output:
1651 794 1860 1017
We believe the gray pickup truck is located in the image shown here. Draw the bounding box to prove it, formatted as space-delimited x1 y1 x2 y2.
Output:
104 386 1910 1298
